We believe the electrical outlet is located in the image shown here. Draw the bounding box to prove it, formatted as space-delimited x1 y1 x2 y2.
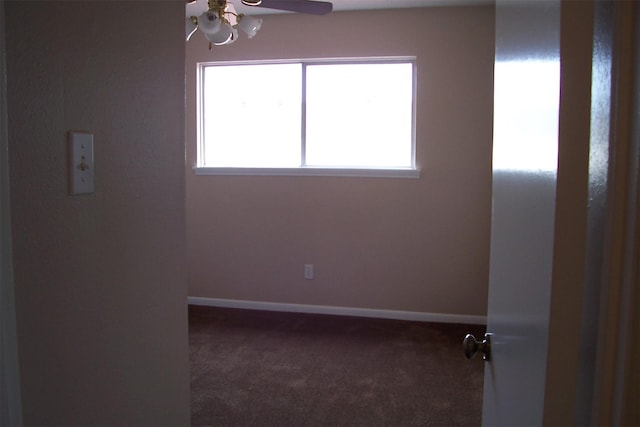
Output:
304 264 314 280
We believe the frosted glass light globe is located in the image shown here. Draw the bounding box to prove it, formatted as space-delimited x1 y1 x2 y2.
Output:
198 10 221 35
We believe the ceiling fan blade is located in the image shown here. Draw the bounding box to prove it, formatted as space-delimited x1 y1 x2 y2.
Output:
250 0 333 15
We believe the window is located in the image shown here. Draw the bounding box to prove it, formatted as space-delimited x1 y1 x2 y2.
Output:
196 58 418 177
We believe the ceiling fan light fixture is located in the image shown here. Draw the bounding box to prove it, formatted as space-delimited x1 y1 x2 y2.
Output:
237 15 262 39
187 0 333 51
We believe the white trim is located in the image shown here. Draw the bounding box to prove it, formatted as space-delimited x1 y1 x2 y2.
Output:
197 56 419 68
187 296 487 325
306 57 418 66
194 166 421 179
196 58 418 173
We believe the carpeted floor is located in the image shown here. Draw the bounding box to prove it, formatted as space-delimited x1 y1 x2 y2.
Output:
189 305 486 427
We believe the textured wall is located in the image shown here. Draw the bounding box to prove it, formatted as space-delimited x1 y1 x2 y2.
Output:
5 1 190 425
186 6 494 316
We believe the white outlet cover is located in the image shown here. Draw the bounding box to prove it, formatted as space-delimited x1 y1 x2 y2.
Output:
304 264 314 280
69 132 94 195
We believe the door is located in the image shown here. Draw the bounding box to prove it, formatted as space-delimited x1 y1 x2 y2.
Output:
478 0 624 425
481 1 561 425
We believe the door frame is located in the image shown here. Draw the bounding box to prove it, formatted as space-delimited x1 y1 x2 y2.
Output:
592 1 640 424
1 0 23 424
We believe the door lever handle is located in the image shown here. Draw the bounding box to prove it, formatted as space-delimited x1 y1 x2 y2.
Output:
463 333 491 362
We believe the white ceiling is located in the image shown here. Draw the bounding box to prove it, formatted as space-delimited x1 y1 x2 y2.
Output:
187 0 490 17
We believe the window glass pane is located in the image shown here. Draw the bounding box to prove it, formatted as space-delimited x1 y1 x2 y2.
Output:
305 63 413 168
202 63 302 167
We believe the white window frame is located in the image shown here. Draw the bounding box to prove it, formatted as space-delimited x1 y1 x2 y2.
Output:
194 57 419 178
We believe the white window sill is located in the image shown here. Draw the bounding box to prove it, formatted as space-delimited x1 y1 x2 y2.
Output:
194 167 420 179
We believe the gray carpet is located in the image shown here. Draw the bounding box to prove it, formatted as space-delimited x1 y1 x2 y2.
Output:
189 305 485 427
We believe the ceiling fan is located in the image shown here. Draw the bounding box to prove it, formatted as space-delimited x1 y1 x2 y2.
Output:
186 0 333 48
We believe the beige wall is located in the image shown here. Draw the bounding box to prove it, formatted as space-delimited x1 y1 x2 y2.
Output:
5 1 190 425
186 6 494 316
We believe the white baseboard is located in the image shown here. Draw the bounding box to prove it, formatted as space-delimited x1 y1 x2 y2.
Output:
187 296 487 325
